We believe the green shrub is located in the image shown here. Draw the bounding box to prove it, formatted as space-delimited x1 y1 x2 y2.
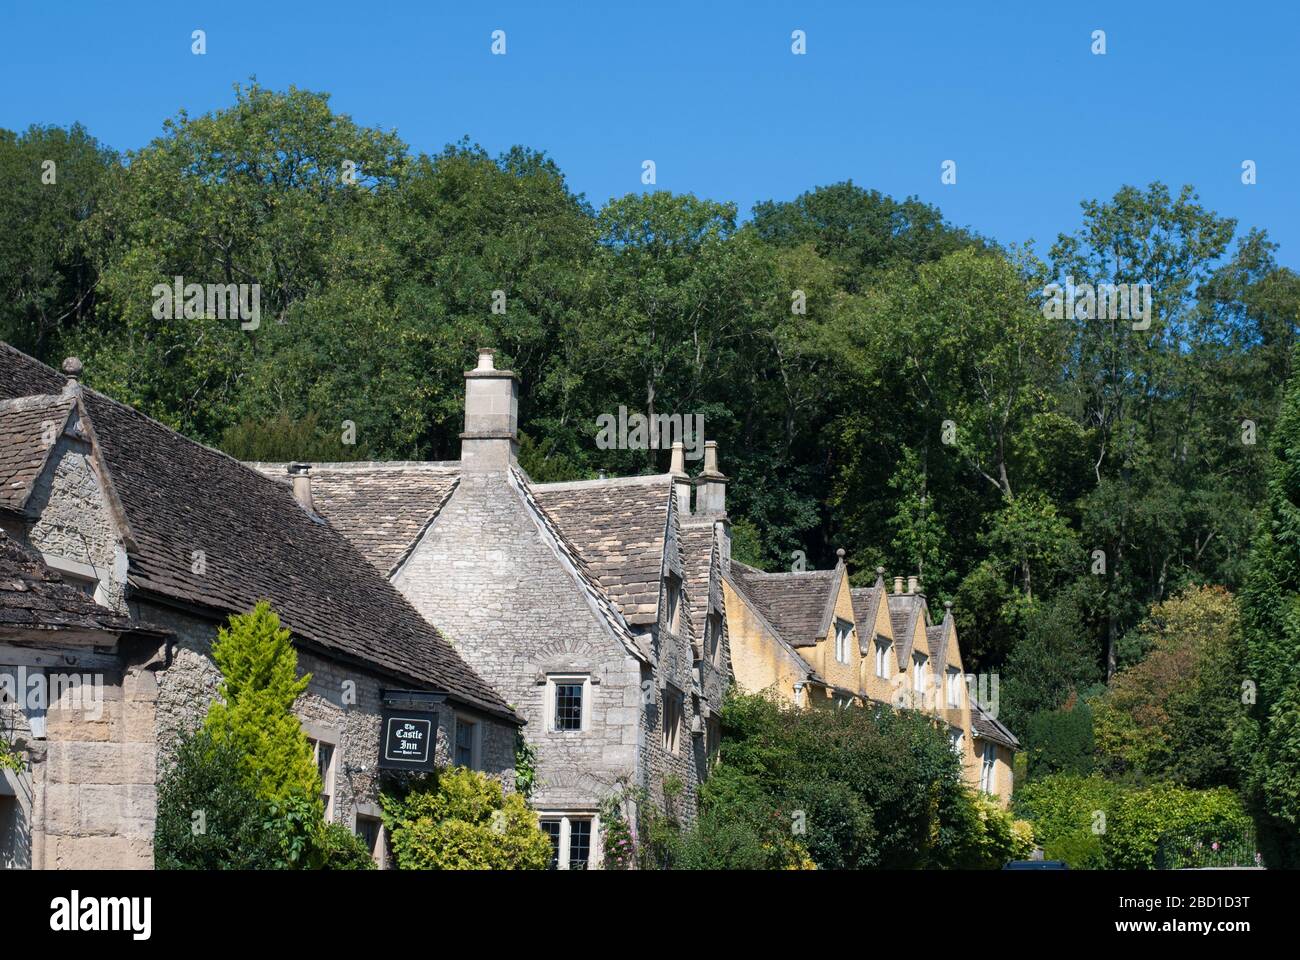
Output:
156 727 372 869
380 766 551 870
1014 773 1252 870
155 727 285 869
203 602 321 804
708 692 978 869
1102 783 1251 870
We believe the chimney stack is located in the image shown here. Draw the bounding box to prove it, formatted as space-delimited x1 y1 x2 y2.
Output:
694 440 732 573
461 348 519 473
669 441 691 516
894 576 905 594
695 441 728 516
287 462 315 513
908 575 920 595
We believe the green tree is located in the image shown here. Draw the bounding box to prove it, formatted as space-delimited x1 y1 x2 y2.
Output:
1238 360 1300 866
203 602 321 805
0 123 118 358
1092 585 1244 787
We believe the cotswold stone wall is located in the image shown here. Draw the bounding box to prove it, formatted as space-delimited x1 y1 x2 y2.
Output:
25 418 129 612
394 473 643 815
143 599 515 832
6 649 162 869
639 509 702 825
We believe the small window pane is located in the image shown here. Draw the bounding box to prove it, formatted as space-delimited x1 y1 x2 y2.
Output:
554 683 583 731
455 719 475 767
568 819 592 870
540 819 561 869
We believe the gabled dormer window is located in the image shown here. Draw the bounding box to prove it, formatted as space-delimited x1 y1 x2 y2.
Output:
833 619 854 664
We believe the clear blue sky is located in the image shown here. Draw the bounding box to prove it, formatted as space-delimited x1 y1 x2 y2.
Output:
3 1 1297 267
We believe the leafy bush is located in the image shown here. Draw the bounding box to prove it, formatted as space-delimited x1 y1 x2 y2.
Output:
1014 773 1252 870
704 692 984 869
1103 783 1252 870
203 602 321 804
380 766 551 870
156 727 372 869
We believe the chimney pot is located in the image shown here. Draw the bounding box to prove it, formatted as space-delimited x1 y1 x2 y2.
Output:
287 462 314 513
908 575 920 594
703 440 719 475
894 576 905 594
476 348 496 371
669 441 686 476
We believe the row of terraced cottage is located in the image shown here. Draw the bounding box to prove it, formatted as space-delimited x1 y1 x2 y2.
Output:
0 343 1017 870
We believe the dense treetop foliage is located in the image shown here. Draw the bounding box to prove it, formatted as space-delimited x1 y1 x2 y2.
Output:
5 84 1298 865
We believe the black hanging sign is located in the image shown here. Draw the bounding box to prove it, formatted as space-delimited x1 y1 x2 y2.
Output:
379 689 447 772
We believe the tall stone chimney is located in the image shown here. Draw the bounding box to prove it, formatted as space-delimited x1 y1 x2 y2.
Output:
694 440 731 572
669 441 691 516
695 441 727 515
287 462 315 513
461 348 519 473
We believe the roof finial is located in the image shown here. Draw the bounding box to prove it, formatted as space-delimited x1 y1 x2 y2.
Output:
61 357 83 397
836 547 845 562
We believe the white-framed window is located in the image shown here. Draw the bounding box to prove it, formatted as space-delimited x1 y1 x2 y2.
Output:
308 737 337 819
833 619 853 664
662 688 684 755
874 638 891 679
948 727 964 756
912 653 928 697
546 674 591 733
538 814 598 870
946 667 962 707
453 714 481 769
980 741 997 794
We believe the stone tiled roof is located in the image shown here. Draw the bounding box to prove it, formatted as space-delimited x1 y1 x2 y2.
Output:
532 475 675 628
0 395 75 513
886 593 927 669
246 462 459 575
512 467 649 662
679 523 718 655
724 569 823 683
849 582 886 654
0 530 162 640
0 343 518 722
926 623 947 662
971 701 1020 750
728 562 838 647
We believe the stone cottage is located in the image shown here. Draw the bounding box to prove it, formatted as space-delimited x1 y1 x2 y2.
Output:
0 342 522 869
250 348 733 868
